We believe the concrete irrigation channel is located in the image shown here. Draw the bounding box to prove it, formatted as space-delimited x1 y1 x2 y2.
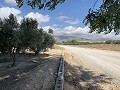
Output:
55 55 64 90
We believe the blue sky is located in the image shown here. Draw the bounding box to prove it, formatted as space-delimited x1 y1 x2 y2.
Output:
0 0 120 40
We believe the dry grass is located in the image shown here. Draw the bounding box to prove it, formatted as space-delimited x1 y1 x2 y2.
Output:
75 44 120 51
53 44 64 50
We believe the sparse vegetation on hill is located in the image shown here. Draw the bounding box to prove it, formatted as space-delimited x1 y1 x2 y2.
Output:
62 39 103 45
62 39 120 45
105 40 120 44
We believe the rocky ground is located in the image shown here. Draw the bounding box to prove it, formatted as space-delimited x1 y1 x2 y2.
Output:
0 49 62 90
1 45 120 90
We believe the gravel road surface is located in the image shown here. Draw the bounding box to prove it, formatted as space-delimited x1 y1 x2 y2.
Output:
61 45 120 89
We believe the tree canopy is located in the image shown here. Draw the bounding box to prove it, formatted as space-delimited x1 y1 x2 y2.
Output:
16 0 65 10
15 0 120 34
83 0 120 35
0 13 55 66
0 14 19 66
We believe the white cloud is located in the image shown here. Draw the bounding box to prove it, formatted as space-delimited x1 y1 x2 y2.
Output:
42 26 61 34
17 16 23 23
43 25 120 40
64 26 76 31
0 7 50 24
0 7 22 23
58 16 69 20
100 31 120 40
0 7 21 19
25 12 50 24
56 26 90 36
4 0 17 6
51 24 59 28
65 19 80 25
42 26 51 32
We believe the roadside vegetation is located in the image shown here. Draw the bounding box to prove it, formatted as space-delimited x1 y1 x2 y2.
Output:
62 39 120 45
0 13 55 67
105 40 120 44
62 40 91 45
61 39 120 51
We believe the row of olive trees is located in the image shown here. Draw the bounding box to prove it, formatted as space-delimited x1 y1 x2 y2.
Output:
62 40 104 45
62 40 90 45
63 40 79 45
105 40 120 44
0 14 55 67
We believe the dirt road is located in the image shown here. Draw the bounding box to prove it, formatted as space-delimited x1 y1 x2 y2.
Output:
60 45 120 89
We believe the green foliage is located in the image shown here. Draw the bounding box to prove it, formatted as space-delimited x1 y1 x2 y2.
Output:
0 14 19 66
48 28 53 34
16 0 65 10
63 39 120 45
15 0 119 34
62 39 104 45
19 17 55 54
0 13 55 66
105 40 120 44
83 0 120 35
19 18 38 50
42 32 55 50
0 14 19 55
63 40 84 45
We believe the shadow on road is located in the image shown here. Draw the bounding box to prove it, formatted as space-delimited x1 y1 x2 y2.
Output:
64 61 112 90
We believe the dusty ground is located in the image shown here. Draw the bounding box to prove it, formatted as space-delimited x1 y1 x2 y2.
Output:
1 45 120 90
55 45 120 90
0 49 62 90
73 44 120 51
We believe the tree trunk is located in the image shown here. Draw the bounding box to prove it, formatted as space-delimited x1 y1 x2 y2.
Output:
8 48 16 67
10 53 16 66
16 47 20 54
35 50 39 56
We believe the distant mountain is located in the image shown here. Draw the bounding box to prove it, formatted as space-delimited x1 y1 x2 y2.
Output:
55 35 111 42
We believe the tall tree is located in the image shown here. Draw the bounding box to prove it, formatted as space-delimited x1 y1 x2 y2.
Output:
19 17 56 55
30 28 45 55
19 18 38 53
0 14 56 67
0 14 19 67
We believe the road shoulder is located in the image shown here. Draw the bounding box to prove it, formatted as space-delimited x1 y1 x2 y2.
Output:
63 49 120 90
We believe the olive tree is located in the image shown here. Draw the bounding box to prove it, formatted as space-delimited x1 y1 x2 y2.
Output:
19 18 38 53
0 13 56 67
30 28 45 55
0 14 19 67
41 31 55 51
19 18 55 55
